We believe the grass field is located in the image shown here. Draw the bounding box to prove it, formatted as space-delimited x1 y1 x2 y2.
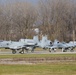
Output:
0 54 76 58
0 63 76 75
0 54 76 75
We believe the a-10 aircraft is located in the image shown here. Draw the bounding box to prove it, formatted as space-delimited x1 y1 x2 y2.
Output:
7 36 39 54
0 36 38 54
49 40 76 52
0 35 76 54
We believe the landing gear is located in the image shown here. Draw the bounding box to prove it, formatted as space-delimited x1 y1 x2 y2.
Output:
31 47 35 53
31 50 34 53
49 49 51 52
43 47 47 50
62 48 67 52
69 47 74 52
19 49 24 54
12 50 16 54
49 48 56 52
26 50 29 53
53 48 56 52
70 49 74 52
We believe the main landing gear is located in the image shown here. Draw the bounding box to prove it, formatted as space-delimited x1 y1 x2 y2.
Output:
12 50 16 54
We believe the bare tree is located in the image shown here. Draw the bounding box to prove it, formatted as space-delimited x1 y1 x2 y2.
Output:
0 0 75 41
38 0 76 41
0 1 38 40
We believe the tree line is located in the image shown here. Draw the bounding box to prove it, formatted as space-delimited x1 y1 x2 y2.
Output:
0 0 76 42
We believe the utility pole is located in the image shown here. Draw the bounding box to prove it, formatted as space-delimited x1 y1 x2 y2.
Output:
73 30 75 42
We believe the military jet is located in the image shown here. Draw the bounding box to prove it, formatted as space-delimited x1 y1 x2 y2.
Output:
8 36 39 54
0 40 12 49
8 41 25 54
37 35 53 50
49 39 76 52
19 35 53 53
20 35 53 53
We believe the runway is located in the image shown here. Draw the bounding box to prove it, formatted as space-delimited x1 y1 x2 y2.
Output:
0 50 76 55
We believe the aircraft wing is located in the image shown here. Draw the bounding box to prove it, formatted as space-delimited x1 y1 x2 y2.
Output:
8 42 25 50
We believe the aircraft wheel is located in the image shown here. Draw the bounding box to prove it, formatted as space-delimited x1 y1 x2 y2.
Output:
54 49 56 52
26 50 28 53
62 49 67 52
31 47 35 53
70 50 74 52
63 50 67 52
12 50 16 54
49 49 51 52
31 50 34 53
20 51 24 54
19 50 24 54
22 50 24 54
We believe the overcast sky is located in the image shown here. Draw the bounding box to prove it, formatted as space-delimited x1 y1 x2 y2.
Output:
0 0 75 4
0 0 39 4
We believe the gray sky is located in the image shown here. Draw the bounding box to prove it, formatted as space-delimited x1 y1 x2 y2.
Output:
0 0 75 4
0 0 39 4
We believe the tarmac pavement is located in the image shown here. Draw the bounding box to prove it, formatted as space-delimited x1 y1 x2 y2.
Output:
0 50 76 55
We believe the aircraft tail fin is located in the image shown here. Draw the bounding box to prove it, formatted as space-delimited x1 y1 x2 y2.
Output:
33 35 39 43
41 35 47 41
40 35 48 48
